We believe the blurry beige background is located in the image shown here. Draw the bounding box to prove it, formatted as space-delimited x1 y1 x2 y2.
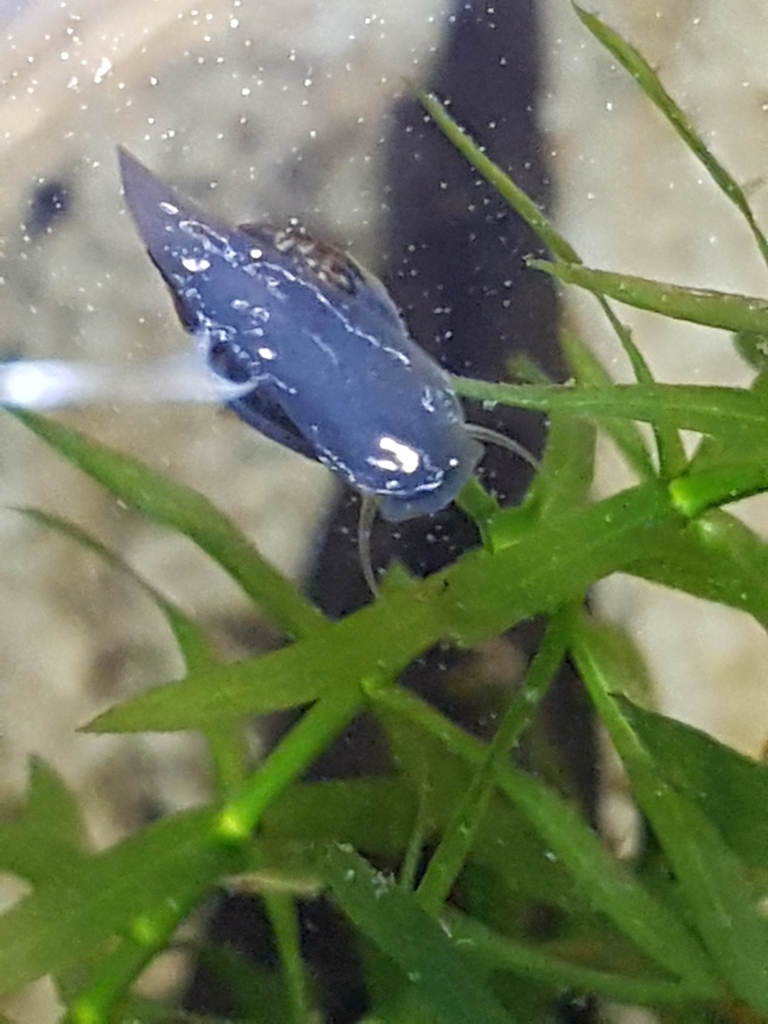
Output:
0 1 766 1021
0 0 451 833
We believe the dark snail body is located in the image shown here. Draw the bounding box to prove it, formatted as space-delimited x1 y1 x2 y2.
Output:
119 149 483 522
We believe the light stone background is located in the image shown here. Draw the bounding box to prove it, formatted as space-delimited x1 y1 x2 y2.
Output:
0 1 766 1021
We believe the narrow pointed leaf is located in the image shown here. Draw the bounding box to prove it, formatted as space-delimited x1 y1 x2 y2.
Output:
89 482 680 733
316 843 516 1024
15 507 216 671
575 620 768 1010
452 378 768 440
574 3 768 265
373 685 714 988
617 696 768 872
532 259 768 336
561 331 655 479
0 808 232 997
417 89 580 265
443 908 721 1005
0 759 86 886
6 408 324 639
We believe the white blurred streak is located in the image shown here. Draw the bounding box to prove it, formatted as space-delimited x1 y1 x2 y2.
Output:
0 353 253 408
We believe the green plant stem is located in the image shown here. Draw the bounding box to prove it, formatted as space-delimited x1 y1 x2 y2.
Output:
559 331 655 479
263 890 308 1024
67 860 233 1024
68 683 365 1022
370 683 714 988
216 681 366 841
442 907 721 1005
417 89 677 472
583 293 684 478
416 608 571 914
455 475 501 545
573 3 768 267
205 721 250 799
571 615 768 1012
669 463 768 518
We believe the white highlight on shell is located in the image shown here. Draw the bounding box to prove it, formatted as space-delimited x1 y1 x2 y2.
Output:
181 255 211 272
368 435 421 475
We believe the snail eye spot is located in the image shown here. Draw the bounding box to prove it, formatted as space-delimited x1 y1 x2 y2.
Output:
207 338 252 384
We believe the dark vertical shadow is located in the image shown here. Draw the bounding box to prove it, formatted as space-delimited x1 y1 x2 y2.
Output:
185 2 598 1021
309 0 597 831
308 2 598 1020
310 0 565 611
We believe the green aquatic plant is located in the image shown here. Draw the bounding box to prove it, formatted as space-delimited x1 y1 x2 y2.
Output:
2 5 768 1021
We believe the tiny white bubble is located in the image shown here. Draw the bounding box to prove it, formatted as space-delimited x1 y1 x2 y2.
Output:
93 57 112 84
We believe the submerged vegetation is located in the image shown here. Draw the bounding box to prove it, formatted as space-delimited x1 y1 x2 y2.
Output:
2 6 768 1021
